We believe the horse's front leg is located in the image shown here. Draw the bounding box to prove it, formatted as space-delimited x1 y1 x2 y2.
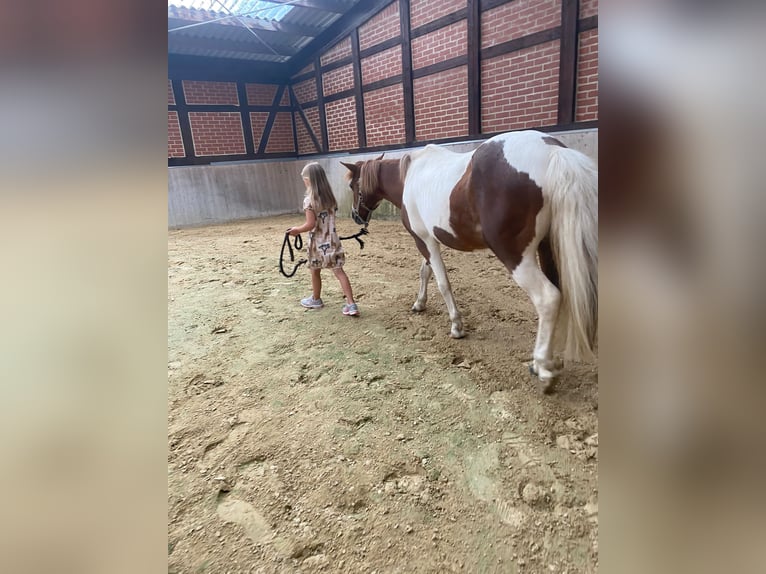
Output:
425 242 465 339
412 258 432 312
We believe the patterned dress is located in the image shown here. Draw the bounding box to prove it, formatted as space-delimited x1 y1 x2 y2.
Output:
303 195 345 269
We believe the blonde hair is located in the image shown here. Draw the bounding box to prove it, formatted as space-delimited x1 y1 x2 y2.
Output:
301 162 337 212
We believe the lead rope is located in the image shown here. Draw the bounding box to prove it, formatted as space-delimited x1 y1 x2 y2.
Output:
278 226 369 278
338 226 369 249
279 232 306 278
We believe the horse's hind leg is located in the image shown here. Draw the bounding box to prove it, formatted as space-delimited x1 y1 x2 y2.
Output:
423 240 465 338
511 251 561 387
412 258 432 312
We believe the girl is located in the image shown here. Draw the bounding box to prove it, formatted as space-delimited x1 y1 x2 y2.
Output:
287 162 359 316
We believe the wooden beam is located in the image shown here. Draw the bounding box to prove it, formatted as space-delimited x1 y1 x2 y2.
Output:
359 36 402 59
410 8 468 39
320 56 353 74
350 29 367 148
363 75 402 93
557 0 579 125
258 85 287 153
399 0 415 143
168 104 292 113
237 82 256 156
579 15 598 32
168 54 287 83
168 33 297 58
171 79 196 160
480 27 560 60
323 88 355 103
168 151 296 166
412 56 467 80
290 91 299 155
467 0 480 136
480 0 516 11
314 55 329 152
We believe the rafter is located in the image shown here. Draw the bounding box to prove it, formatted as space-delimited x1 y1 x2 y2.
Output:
169 34 297 57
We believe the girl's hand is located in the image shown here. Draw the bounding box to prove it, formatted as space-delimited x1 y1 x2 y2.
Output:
286 227 298 236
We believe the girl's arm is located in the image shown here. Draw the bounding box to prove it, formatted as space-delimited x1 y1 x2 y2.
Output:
287 208 317 236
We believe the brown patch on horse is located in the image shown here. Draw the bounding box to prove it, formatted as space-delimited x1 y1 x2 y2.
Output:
471 141 544 271
432 159 487 252
401 204 430 262
378 159 404 209
542 136 567 148
538 237 560 289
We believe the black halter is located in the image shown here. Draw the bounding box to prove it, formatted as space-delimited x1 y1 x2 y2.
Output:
351 186 375 226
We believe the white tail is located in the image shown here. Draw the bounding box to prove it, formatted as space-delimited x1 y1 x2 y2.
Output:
545 147 598 361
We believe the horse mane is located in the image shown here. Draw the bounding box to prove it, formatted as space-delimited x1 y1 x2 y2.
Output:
360 159 380 194
399 154 412 183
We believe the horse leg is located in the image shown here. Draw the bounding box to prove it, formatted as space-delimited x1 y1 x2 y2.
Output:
423 240 465 339
412 258 432 312
402 205 433 313
510 251 562 387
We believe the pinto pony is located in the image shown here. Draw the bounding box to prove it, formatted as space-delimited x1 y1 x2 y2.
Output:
342 130 597 385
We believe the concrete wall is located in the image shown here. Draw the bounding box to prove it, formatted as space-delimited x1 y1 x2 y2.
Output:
168 128 597 228
168 158 305 228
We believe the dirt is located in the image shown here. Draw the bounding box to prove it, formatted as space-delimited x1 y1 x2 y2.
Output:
168 215 598 574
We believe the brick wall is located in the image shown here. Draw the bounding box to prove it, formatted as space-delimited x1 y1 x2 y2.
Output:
183 81 239 105
295 120 313 155
326 97 359 151
293 78 317 105
189 112 246 156
481 0 561 48
364 84 406 147
168 111 184 157
576 29 598 122
295 106 321 154
322 64 354 96
250 112 269 147
481 40 560 132
414 66 468 141
359 2 400 50
410 0 465 29
320 37 352 66
303 106 321 142
580 0 598 18
265 112 295 153
412 19 467 70
361 45 402 85
170 0 598 162
246 83 278 106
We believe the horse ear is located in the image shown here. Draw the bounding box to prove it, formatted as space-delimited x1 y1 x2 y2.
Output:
340 161 358 174
375 153 384 161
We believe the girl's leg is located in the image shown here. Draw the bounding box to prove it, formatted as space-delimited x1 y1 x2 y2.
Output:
332 268 355 304
311 268 322 299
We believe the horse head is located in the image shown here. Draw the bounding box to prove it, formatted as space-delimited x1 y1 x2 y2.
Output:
341 153 385 226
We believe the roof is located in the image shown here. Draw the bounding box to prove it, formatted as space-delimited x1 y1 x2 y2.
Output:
168 0 363 68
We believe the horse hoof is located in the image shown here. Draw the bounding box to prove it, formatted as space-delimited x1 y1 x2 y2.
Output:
411 304 425 313
450 329 466 339
540 378 556 394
